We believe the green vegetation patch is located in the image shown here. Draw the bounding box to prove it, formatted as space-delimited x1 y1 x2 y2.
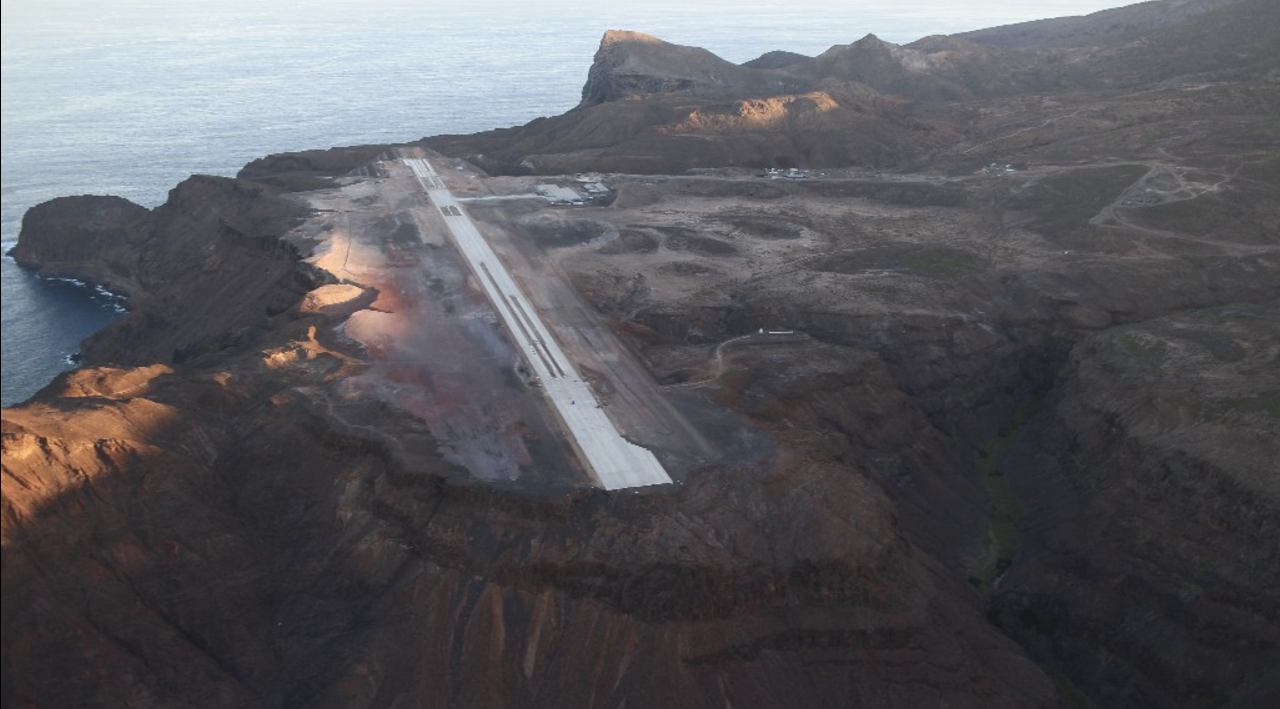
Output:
970 432 1027 594
599 228 660 255
1169 328 1248 363
390 219 419 245
659 261 720 277
811 244 985 280
719 215 808 240
1239 154 1280 186
1007 164 1148 238
796 179 968 207
1131 184 1280 245
1115 332 1170 363
521 218 610 247
670 178 788 200
658 227 739 256
1222 392 1280 419
1042 664 1101 709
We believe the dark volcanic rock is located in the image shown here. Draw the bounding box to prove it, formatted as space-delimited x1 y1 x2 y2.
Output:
9 195 154 297
4 2 1280 708
1 346 1065 709
741 50 811 70
958 0 1248 48
238 145 391 191
427 31 974 175
427 0 1278 176
804 34 1050 101
991 304 1280 709
12 176 318 368
578 30 809 108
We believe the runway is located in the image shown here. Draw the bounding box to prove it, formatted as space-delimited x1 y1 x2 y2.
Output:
403 157 672 490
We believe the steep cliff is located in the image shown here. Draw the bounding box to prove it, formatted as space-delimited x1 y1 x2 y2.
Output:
1 301 1064 708
3 151 1072 709
426 0 1277 177
990 305 1279 708
4 2 1279 707
9 176 318 368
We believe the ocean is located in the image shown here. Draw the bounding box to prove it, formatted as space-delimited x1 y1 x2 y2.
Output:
1 0 1123 407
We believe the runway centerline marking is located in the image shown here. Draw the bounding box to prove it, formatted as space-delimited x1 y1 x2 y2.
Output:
403 157 671 490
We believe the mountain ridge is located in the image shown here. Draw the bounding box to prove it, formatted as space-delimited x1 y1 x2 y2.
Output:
426 0 1277 176
957 0 1247 48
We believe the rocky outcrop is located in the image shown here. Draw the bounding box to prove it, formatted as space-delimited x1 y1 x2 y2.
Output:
431 29 995 175
579 29 1062 108
429 0 1278 177
578 30 809 108
5 3 1279 707
238 145 390 191
1 328 1066 708
991 305 1280 708
8 195 154 298
427 84 955 176
552 142 1279 705
802 34 1056 102
2 152 1077 709
11 175 319 368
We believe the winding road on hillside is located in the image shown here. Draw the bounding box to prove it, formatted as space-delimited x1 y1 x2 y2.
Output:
1092 161 1280 254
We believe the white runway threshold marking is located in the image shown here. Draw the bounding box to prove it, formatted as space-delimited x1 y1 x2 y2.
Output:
404 158 672 490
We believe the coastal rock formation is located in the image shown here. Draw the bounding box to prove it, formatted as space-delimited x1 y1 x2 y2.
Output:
579 30 812 108
10 176 318 367
428 0 1278 176
1 350 1062 707
5 1 1278 707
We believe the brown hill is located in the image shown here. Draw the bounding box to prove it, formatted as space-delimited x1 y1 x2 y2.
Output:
579 30 810 107
427 0 1278 176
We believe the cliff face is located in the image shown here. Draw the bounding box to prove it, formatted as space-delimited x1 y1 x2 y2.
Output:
1 152 1072 708
10 176 319 367
5 1 1280 707
991 306 1280 708
579 30 811 108
1 322 1062 708
7 196 154 295
428 0 1276 177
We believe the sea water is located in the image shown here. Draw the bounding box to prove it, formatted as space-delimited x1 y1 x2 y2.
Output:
1 0 1123 407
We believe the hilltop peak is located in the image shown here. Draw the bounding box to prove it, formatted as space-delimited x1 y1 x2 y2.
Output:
600 29 665 45
579 28 808 108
